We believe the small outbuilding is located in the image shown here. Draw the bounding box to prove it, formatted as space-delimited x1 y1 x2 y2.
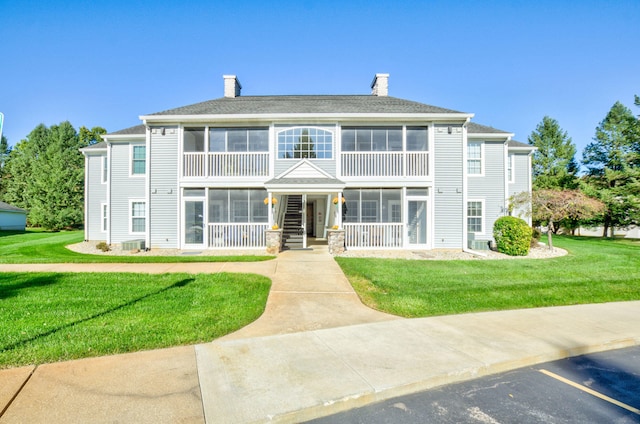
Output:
0 201 27 231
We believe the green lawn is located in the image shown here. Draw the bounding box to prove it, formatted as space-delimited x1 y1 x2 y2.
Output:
0 272 271 368
336 236 640 318
0 230 273 263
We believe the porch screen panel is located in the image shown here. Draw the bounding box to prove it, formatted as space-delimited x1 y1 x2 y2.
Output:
208 189 229 223
209 129 226 152
406 127 428 151
381 189 402 222
184 128 205 152
230 189 249 222
343 189 359 222
250 189 268 222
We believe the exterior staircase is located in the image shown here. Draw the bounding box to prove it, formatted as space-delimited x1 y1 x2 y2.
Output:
282 195 304 250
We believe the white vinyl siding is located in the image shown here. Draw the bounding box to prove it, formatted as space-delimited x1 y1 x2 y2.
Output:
468 140 507 242
149 127 179 248
110 142 146 243
434 124 464 248
85 153 108 241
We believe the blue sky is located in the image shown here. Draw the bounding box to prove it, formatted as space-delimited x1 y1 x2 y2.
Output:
1 0 639 159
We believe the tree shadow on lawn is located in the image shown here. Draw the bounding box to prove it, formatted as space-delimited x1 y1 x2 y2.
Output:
0 273 62 300
0 276 195 353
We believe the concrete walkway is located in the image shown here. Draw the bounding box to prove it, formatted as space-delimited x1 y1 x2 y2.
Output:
1 249 640 423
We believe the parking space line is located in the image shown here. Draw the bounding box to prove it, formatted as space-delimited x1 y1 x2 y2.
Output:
539 369 640 415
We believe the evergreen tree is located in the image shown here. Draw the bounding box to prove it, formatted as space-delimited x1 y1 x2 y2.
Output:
582 101 640 236
528 116 577 189
2 121 103 230
0 135 10 195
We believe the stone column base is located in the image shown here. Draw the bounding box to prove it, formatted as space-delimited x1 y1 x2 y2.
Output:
265 229 282 254
327 230 346 255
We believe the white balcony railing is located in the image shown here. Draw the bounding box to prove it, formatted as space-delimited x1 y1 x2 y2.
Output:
341 152 429 177
183 153 269 178
208 223 269 248
344 223 404 249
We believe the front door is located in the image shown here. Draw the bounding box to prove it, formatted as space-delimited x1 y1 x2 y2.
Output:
407 199 428 247
183 199 205 248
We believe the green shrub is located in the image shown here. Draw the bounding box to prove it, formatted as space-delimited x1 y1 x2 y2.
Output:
493 216 532 256
96 241 110 252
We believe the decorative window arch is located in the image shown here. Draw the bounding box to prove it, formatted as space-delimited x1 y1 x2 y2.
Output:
277 127 333 159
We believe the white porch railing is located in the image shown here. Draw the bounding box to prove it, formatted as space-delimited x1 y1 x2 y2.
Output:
406 152 429 176
208 223 269 248
183 153 269 177
341 152 429 177
344 223 404 249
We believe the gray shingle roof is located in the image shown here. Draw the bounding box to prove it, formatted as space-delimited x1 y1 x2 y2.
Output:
0 201 26 213
81 141 107 150
467 122 510 134
508 140 534 149
110 124 146 135
147 95 466 116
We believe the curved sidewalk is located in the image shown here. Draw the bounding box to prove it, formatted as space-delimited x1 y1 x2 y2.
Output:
2 250 640 423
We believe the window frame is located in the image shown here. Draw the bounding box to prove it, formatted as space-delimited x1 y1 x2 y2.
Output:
508 153 515 183
130 144 146 177
101 203 108 233
467 141 484 176
129 199 146 234
467 200 484 235
101 155 108 184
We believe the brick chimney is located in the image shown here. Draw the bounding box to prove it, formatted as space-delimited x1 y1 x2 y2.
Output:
371 73 389 96
223 75 242 98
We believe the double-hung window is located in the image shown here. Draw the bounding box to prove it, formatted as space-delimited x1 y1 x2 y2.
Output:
131 145 146 175
101 156 108 183
467 201 483 234
131 201 146 233
507 153 515 183
467 142 483 175
101 203 108 232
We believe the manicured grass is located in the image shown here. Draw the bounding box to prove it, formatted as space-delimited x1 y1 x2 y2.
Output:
336 236 640 318
0 272 271 368
0 230 273 263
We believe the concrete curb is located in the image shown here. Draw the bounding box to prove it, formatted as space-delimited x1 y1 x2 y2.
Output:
195 301 640 423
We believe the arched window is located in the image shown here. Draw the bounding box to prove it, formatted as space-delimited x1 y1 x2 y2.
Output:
277 127 333 159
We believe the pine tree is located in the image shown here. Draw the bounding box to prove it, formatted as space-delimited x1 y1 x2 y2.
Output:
582 101 640 236
528 116 577 189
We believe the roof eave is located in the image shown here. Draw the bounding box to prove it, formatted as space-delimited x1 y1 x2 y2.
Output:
467 132 515 140
140 112 475 124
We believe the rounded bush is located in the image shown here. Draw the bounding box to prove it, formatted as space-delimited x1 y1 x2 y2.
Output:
493 216 532 256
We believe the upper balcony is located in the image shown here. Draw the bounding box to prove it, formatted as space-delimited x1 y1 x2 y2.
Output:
183 152 269 178
340 151 429 177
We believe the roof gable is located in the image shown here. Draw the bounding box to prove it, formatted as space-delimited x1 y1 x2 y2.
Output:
276 159 334 180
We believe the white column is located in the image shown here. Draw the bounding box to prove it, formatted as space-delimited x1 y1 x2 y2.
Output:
337 191 343 228
268 192 273 227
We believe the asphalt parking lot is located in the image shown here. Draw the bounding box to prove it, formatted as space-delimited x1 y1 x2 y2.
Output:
308 346 640 423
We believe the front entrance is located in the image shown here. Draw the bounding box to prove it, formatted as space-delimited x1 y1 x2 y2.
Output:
280 194 329 249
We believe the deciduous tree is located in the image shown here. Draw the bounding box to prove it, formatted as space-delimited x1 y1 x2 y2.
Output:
510 189 604 249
